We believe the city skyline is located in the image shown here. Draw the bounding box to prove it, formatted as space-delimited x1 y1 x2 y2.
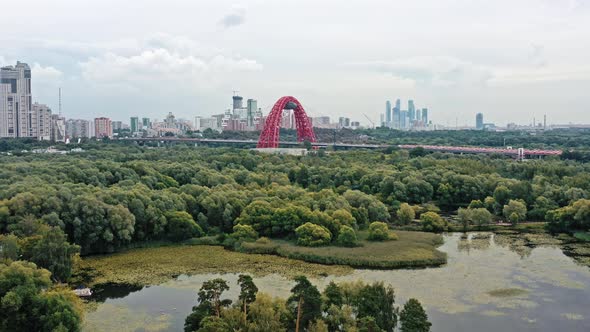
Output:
1 0 589 126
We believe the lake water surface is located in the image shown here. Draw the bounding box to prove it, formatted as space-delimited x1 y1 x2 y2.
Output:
83 233 590 331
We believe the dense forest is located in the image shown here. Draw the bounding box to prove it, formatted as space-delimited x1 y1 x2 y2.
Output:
1 140 590 331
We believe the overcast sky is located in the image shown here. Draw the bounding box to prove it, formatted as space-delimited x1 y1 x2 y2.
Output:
1 0 589 126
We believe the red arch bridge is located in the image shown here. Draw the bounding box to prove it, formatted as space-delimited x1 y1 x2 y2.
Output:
257 96 316 148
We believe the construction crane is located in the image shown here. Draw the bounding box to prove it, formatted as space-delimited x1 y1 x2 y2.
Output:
363 114 375 129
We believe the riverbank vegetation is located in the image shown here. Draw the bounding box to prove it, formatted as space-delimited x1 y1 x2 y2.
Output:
73 245 352 287
184 275 431 332
240 231 446 269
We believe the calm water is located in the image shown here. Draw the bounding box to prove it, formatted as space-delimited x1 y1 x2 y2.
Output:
83 233 590 331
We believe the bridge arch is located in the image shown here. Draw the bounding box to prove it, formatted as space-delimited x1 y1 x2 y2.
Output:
257 96 317 148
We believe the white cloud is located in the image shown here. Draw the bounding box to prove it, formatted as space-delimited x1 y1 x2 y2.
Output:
351 56 493 87
219 5 246 28
31 63 63 84
78 34 262 94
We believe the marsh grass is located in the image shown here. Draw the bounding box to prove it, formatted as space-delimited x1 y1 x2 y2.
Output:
487 288 528 298
75 245 352 287
241 231 446 269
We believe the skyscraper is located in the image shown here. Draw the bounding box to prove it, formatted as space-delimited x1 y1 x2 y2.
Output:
385 100 392 127
476 113 484 130
247 99 257 127
408 100 415 124
232 95 243 110
0 61 33 138
130 117 139 134
142 117 151 129
400 110 408 129
394 99 401 128
422 108 428 125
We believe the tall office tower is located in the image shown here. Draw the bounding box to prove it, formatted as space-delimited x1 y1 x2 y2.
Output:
142 117 151 129
400 110 408 129
95 117 112 138
247 99 257 127
385 100 392 127
0 61 33 138
380 113 385 127
408 100 415 123
394 99 401 128
232 95 243 110
422 108 428 125
476 113 484 130
50 114 66 142
33 103 52 140
416 108 421 121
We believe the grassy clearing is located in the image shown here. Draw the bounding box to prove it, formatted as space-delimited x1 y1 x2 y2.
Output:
241 231 446 269
573 232 590 242
74 245 352 287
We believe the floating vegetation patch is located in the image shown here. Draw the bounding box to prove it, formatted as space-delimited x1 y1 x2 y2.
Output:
83 303 173 332
561 313 584 320
480 310 506 317
76 245 353 287
487 288 528 298
471 233 492 240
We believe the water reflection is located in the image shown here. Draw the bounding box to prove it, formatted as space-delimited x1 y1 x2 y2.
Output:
84 233 590 332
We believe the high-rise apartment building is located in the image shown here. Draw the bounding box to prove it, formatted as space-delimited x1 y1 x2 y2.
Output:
476 113 484 130
130 117 140 134
95 117 112 138
66 119 91 138
0 61 33 138
142 117 151 129
33 103 52 140
51 114 66 142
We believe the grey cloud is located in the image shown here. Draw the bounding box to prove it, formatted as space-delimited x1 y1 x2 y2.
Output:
219 6 246 28
351 56 493 87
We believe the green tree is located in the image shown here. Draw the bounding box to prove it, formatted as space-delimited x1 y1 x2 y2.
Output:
356 282 397 332
503 200 527 225
470 208 493 229
287 276 322 332
197 278 232 318
397 203 415 225
368 222 391 241
400 298 431 332
231 224 258 242
0 261 83 332
237 274 258 318
323 281 343 308
420 212 447 232
0 234 20 261
246 293 288 332
295 223 332 247
165 211 203 241
337 226 358 247
457 208 472 231
29 227 80 282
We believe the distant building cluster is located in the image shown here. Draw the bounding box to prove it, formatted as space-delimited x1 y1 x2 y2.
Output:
380 99 430 130
1 61 114 142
